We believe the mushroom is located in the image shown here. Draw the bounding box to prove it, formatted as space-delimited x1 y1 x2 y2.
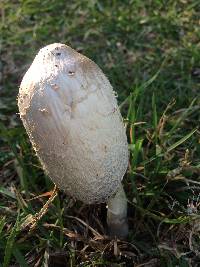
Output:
18 43 129 238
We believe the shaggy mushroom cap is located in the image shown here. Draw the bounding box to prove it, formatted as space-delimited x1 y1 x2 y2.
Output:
18 43 129 204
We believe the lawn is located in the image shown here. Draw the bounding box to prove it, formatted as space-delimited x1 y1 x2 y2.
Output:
0 0 200 266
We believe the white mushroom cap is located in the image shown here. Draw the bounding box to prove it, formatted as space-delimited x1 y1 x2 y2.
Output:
18 43 129 204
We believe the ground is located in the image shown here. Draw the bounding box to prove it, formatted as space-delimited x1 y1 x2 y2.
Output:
0 0 200 266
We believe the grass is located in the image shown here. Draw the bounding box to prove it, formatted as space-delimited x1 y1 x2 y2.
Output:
0 0 200 266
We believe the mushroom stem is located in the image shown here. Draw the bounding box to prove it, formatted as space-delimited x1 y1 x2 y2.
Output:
106 183 128 239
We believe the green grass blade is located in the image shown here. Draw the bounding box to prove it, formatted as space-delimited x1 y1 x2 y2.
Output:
166 128 197 153
142 57 167 90
0 217 6 237
13 248 29 267
0 122 29 194
143 128 197 165
0 187 16 199
130 139 144 170
168 98 197 135
152 93 158 138
3 213 20 267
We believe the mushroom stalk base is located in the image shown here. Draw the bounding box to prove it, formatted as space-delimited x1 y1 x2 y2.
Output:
106 184 128 239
